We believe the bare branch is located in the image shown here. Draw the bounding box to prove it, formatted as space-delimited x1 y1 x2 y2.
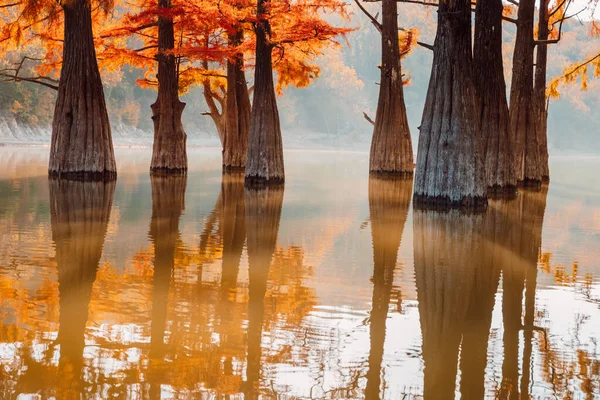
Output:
354 0 382 33
363 112 375 126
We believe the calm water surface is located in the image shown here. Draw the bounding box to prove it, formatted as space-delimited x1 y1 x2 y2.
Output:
0 148 599 399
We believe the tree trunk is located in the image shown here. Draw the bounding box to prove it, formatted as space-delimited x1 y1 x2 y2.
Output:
474 0 517 195
413 0 486 209
148 175 187 359
509 0 541 186
246 0 285 184
49 0 116 180
414 211 483 399
244 184 284 398
534 1 550 182
50 179 115 394
365 176 412 399
150 0 187 174
224 29 252 172
369 0 413 176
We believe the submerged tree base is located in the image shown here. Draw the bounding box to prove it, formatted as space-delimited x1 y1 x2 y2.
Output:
542 175 550 183
150 167 188 176
370 170 414 180
49 170 117 182
413 194 488 211
245 175 285 188
488 184 518 199
223 165 246 174
520 178 542 189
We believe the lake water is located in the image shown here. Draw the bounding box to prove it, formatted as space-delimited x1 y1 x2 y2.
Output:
0 147 598 399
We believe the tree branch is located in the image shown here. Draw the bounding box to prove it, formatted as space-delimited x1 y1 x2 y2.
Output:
363 112 375 126
354 0 382 33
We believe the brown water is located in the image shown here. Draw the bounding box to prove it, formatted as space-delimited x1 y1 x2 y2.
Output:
0 147 599 399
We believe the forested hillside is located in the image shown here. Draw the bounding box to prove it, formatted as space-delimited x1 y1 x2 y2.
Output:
1 3 598 152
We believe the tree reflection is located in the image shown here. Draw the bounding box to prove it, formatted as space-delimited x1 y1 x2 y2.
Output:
21 179 115 397
365 176 413 400
147 174 187 398
244 183 284 399
498 185 548 400
414 210 485 400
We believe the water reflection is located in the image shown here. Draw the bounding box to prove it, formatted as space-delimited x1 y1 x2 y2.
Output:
0 152 599 399
21 179 115 397
365 177 413 400
148 175 187 397
245 183 285 398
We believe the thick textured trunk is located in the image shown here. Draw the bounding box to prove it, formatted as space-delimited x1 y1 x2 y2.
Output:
369 0 413 175
413 0 486 208
150 0 187 174
224 30 252 171
148 175 187 359
49 0 116 180
51 179 115 393
474 0 517 194
365 177 412 399
246 0 285 184
244 184 284 398
534 1 550 182
509 0 541 186
414 211 483 399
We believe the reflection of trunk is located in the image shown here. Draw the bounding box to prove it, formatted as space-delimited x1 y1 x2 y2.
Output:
414 0 486 208
519 185 548 398
474 0 516 194
459 204 503 399
149 175 187 359
534 1 550 182
365 177 412 399
218 172 246 381
497 185 548 399
51 179 115 392
224 29 252 171
150 0 187 174
220 172 246 298
509 0 540 186
369 0 413 175
414 211 483 399
49 0 116 180
245 0 285 184
244 184 284 399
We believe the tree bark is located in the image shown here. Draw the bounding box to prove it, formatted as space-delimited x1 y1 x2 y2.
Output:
244 184 284 398
365 176 412 399
49 0 116 180
534 1 550 182
413 0 486 209
150 0 187 174
224 29 252 172
148 175 187 359
474 0 517 195
509 0 541 186
50 179 115 393
245 0 285 184
369 0 414 176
